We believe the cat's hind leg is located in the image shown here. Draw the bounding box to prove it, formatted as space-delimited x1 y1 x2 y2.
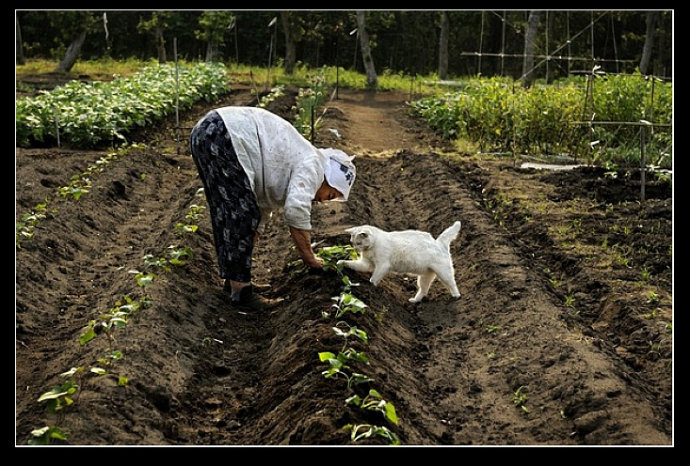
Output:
433 262 461 298
410 272 436 303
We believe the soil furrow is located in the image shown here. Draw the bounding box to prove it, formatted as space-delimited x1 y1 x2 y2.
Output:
16 88 671 445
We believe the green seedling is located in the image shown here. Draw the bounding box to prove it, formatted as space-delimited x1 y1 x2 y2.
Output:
38 379 79 413
564 294 575 308
167 245 193 266
333 321 369 345
16 202 48 246
79 321 100 346
97 349 123 367
346 389 399 425
143 254 170 271
185 204 206 222
80 295 149 345
28 426 68 445
342 423 400 446
485 325 501 334
332 292 368 319
175 222 198 234
512 386 529 414
135 272 155 287
317 244 358 275
318 351 373 388
646 290 660 305
319 349 369 366
341 275 360 291
58 184 90 200
90 367 107 375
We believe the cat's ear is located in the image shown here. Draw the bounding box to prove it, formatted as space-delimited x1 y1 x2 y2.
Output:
344 227 359 234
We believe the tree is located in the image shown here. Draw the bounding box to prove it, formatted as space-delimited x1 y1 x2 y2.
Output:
281 12 297 74
16 14 25 65
522 10 541 88
356 11 378 89
438 11 449 80
195 11 234 62
53 12 98 72
639 11 659 75
137 12 173 64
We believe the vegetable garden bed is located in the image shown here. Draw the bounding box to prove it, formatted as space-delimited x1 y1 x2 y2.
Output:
16 62 229 148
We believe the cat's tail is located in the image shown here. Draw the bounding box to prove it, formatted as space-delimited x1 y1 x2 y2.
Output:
437 221 462 250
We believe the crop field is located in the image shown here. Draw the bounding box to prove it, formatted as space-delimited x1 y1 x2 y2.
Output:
16 64 672 446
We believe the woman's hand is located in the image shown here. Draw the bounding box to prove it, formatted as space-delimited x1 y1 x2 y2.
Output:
289 226 323 269
304 256 324 269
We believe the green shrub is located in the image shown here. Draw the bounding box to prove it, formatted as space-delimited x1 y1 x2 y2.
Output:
16 62 229 148
410 73 672 166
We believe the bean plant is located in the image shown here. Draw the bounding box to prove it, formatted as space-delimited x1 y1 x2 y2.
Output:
16 63 228 148
410 72 672 167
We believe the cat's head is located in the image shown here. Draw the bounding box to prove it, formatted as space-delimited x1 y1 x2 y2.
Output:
345 226 375 251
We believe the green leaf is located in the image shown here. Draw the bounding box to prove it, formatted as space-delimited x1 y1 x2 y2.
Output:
30 426 50 438
385 402 399 425
318 352 336 362
349 372 374 387
135 272 155 287
345 394 362 406
38 381 78 402
78 328 97 346
28 426 68 445
90 367 107 375
118 376 129 386
59 367 84 378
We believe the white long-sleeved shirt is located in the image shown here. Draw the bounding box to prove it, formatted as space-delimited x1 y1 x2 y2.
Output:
214 106 328 230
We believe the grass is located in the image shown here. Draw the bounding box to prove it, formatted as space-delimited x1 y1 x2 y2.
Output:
16 57 152 80
18 57 463 97
228 62 453 94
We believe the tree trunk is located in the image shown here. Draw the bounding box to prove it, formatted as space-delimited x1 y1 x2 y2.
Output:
522 10 541 88
206 40 218 62
56 30 87 72
281 11 296 75
16 14 25 65
156 26 167 64
356 11 378 89
438 11 449 80
639 11 659 75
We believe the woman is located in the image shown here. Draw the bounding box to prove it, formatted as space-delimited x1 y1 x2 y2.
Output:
190 106 356 311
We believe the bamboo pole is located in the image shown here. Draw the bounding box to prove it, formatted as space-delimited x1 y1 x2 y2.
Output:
174 37 180 147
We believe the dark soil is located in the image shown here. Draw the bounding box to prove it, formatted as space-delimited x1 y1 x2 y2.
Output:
15 84 672 445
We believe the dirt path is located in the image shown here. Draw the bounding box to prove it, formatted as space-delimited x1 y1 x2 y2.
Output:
15 87 671 445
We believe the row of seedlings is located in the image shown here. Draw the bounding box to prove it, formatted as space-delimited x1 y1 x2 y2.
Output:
315 245 401 445
28 190 206 444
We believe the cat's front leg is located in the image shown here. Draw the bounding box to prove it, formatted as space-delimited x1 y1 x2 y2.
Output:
369 263 390 286
337 259 373 273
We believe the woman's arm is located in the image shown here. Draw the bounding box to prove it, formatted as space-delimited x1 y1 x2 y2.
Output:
289 226 323 269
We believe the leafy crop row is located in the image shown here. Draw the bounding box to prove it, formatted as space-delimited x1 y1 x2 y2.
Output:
16 143 144 249
29 190 206 445
293 69 328 139
314 246 401 445
16 62 229 148
410 72 672 167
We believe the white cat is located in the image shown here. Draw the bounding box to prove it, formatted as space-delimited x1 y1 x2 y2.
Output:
337 221 462 303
